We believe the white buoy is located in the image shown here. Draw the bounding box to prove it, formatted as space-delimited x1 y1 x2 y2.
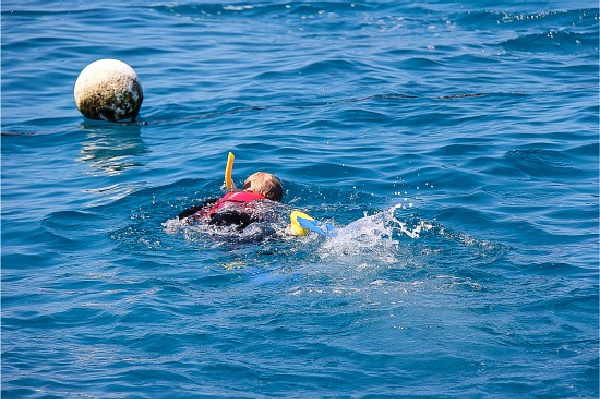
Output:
74 59 143 122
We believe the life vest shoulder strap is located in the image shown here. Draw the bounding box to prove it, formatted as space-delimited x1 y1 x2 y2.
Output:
209 191 266 214
220 191 266 203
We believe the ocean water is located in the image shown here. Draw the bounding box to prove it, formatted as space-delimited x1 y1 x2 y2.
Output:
1 0 598 397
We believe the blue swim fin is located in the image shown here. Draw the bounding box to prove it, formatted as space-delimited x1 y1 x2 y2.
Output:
290 211 337 237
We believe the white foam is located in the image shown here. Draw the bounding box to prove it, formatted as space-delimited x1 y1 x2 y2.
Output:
316 204 432 265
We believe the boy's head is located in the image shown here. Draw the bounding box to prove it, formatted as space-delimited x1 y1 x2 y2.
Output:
242 172 283 201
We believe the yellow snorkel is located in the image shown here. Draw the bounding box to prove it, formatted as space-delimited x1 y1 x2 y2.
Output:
224 152 235 191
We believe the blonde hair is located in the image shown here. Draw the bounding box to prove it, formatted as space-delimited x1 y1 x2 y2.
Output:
242 172 283 201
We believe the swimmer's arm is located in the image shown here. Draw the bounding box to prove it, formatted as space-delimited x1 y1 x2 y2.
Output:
177 198 217 220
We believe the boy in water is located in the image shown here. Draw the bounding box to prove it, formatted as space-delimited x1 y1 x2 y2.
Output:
178 172 283 230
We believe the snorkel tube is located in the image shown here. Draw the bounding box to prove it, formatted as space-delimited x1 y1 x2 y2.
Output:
224 152 235 191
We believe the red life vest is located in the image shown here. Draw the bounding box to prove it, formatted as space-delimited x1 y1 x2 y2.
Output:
205 191 266 216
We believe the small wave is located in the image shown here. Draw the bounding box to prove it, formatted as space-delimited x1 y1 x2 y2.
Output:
398 57 444 69
152 3 270 18
298 58 370 76
504 148 583 178
290 162 369 180
43 210 114 251
455 8 596 30
566 142 600 157
501 30 597 54
494 8 597 27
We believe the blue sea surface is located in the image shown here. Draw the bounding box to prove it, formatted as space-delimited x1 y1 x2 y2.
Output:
2 1 599 398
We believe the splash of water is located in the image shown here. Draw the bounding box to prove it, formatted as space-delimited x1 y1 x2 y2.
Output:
317 204 432 265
